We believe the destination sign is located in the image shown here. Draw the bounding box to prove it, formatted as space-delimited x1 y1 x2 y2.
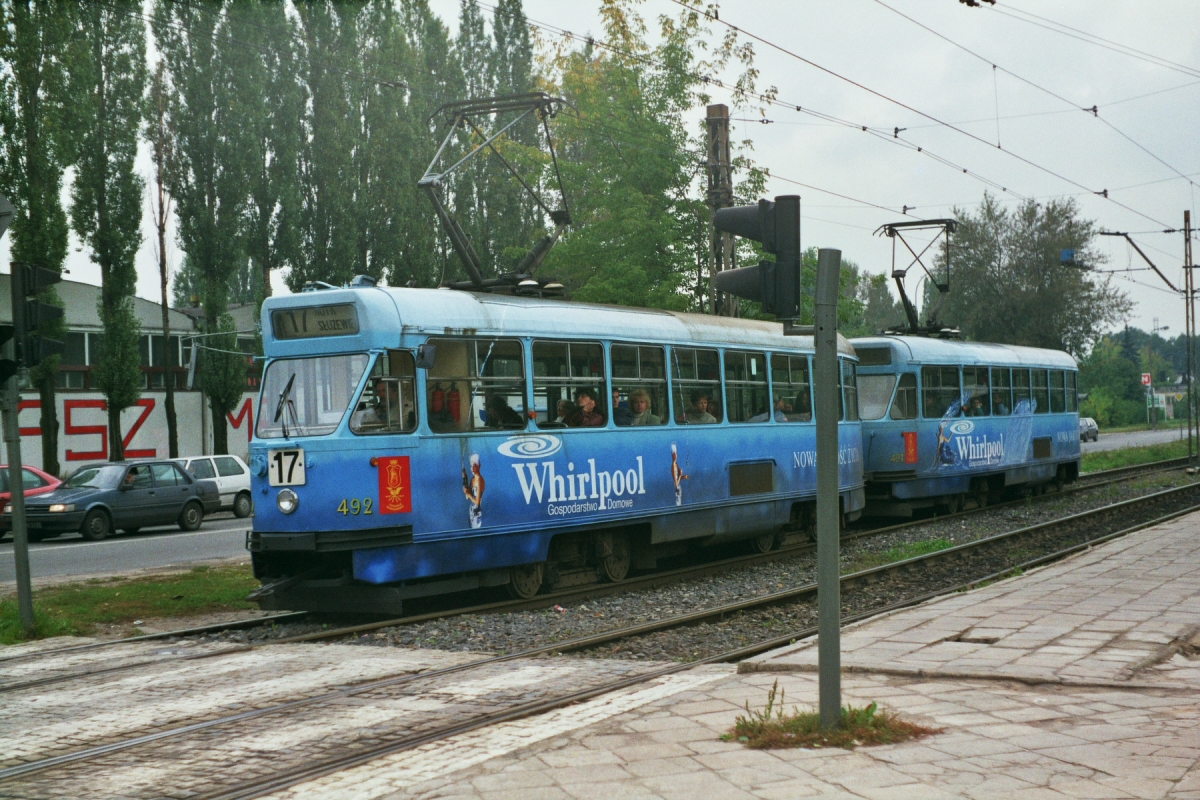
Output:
271 304 360 340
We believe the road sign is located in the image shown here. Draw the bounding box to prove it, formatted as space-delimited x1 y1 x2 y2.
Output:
1142 373 1152 386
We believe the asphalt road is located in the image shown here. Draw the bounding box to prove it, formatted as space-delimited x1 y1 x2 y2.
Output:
1080 426 1187 454
0 514 251 585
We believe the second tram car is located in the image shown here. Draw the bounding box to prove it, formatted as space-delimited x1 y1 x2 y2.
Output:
852 335 1080 516
247 285 866 613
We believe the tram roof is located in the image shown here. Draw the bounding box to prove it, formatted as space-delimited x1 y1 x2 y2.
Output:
850 335 1077 369
262 287 857 356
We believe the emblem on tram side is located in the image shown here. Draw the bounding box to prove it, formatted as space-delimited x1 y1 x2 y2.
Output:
497 434 562 459
377 456 411 514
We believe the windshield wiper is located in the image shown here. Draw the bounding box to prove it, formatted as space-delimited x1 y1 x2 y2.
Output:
274 373 297 439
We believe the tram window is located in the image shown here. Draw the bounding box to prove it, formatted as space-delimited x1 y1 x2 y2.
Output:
532 341 606 429
426 338 526 433
1050 370 1066 413
990 367 1012 416
256 353 371 439
856 375 896 420
726 351 770 423
1066 371 1078 412
770 354 812 422
1012 368 1032 413
611 345 667 427
1032 369 1049 414
962 367 990 417
351 350 417 435
673 347 721 424
841 359 859 422
890 373 918 420
921 366 961 418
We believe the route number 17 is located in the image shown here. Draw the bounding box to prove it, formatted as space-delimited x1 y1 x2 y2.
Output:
267 449 306 486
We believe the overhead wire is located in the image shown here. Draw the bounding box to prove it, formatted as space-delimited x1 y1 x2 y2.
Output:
989 4 1200 79
670 0 1175 230
870 0 1197 191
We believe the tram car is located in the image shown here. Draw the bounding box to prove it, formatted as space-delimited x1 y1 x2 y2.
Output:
851 335 1080 516
246 284 866 614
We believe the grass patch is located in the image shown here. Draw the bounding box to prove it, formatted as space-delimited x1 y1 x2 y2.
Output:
1081 439 1189 473
848 538 953 572
0 564 259 645
722 681 939 749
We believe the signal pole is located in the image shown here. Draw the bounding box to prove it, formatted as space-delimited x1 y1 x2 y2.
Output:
706 104 736 316
1186 211 1195 464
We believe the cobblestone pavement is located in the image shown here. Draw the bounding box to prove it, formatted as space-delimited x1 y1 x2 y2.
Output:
6 512 1200 799
742 513 1200 687
281 511 1200 799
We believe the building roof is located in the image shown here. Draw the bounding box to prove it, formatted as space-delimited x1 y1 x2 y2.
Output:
0 274 199 333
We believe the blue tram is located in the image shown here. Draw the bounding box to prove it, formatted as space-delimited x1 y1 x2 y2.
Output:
851 336 1081 516
247 285 866 613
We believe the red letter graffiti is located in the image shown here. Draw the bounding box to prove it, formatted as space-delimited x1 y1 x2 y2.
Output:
227 398 254 444
17 400 41 437
64 400 108 461
122 399 157 459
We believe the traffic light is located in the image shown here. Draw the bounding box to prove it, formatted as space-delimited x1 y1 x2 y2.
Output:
0 324 16 385
711 195 801 320
10 261 64 369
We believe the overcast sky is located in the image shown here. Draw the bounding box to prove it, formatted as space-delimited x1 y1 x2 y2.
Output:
11 0 1198 340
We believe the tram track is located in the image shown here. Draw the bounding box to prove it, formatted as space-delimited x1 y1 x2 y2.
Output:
3 478 1198 797
0 457 1188 691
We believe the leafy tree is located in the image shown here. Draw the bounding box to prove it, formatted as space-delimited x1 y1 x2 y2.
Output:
932 193 1130 355
857 273 906 335
66 0 147 462
225 0 303 309
0 0 72 475
1078 336 1145 426
153 0 252 455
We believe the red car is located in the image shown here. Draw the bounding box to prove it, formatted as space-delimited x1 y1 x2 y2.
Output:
0 465 62 519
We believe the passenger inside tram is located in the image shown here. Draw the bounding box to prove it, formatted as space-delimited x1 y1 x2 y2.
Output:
566 388 605 427
484 394 525 429
628 389 660 426
790 389 812 421
684 390 718 424
611 389 633 426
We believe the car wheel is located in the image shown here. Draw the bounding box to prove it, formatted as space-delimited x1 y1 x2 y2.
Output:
233 492 253 519
26 531 46 543
178 502 203 532
122 528 140 536
81 510 110 541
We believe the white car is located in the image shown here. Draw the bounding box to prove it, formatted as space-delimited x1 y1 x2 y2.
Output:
174 455 253 517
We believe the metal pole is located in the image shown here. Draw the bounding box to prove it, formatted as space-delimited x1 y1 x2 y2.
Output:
706 104 735 316
814 248 842 730
1 354 34 636
1186 210 1195 465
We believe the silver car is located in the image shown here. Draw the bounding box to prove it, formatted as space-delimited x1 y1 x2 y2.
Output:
174 455 253 517
1079 417 1099 442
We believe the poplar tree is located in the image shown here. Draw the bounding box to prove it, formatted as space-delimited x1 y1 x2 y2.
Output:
153 1 251 455
225 0 303 309
66 0 147 462
0 1 74 475
146 61 178 457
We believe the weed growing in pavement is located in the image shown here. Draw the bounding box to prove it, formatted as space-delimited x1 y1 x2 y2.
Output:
0 564 258 644
721 680 939 749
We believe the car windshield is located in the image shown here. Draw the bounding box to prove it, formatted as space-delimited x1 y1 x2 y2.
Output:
857 374 897 420
64 466 122 489
255 353 370 439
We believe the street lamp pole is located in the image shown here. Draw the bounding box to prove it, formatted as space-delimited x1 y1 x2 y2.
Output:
1150 319 1169 430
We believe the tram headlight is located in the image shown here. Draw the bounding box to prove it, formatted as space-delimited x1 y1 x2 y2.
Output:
276 488 299 515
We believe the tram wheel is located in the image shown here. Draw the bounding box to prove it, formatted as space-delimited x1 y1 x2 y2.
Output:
507 562 544 599
940 493 964 515
598 532 632 583
973 481 989 509
748 532 779 554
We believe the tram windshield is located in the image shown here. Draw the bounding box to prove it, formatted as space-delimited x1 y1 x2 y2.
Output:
256 353 371 439
857 374 897 420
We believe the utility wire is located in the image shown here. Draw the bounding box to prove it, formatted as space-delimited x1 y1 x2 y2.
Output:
672 0 1174 229
871 0 1197 190
990 4 1200 79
